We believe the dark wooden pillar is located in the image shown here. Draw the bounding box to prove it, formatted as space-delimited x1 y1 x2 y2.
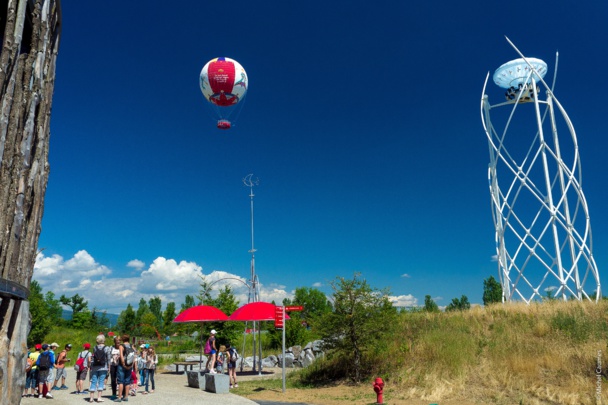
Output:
0 0 61 403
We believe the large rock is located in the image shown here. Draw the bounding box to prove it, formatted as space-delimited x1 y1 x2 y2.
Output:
277 352 295 368
290 345 302 359
262 355 278 367
302 348 315 368
242 356 262 368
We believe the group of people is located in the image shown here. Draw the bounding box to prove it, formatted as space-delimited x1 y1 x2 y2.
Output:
23 334 158 402
204 329 239 389
24 342 72 399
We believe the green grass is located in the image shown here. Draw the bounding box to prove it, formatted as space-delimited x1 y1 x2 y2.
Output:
42 300 608 404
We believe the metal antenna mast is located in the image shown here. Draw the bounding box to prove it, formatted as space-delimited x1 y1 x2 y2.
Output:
242 173 262 373
243 173 260 303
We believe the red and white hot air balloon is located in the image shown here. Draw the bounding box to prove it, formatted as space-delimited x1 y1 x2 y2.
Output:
199 57 248 130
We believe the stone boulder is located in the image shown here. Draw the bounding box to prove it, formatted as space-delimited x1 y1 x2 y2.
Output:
277 352 295 368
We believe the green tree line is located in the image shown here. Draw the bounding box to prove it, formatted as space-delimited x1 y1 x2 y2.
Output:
29 273 505 382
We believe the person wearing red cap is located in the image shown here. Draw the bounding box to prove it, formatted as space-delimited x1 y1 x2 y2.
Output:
23 344 41 397
74 343 92 394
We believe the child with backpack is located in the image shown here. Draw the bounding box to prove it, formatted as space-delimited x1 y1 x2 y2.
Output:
117 334 136 402
88 334 111 403
36 344 55 399
74 343 92 394
226 343 239 388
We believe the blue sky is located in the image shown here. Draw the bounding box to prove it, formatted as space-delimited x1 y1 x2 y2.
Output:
33 1 608 313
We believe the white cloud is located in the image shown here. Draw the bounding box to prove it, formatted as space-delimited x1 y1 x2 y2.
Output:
34 250 111 290
400 273 411 278
127 259 145 270
140 257 203 292
491 255 498 262
33 250 294 314
312 282 323 287
389 294 417 307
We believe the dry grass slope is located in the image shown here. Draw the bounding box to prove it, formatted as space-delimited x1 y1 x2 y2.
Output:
376 300 608 404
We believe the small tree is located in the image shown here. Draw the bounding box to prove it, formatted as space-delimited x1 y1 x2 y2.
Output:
162 302 177 336
116 304 136 334
140 313 159 338
316 273 398 382
59 294 89 322
445 295 471 311
423 295 440 312
148 296 163 328
284 286 332 328
181 295 196 311
28 281 53 344
483 276 503 305
72 310 94 329
44 291 63 325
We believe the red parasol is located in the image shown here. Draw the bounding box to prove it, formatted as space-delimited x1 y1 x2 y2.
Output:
228 302 290 322
172 305 228 323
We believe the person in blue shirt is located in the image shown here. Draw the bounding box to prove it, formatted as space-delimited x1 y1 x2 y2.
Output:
36 344 55 399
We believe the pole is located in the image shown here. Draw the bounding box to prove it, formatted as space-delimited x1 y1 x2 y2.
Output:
282 305 286 393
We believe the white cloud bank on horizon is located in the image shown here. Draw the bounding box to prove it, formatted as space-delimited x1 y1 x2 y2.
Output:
33 250 292 314
34 250 422 315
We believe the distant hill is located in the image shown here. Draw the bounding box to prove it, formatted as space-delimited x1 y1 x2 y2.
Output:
61 309 119 327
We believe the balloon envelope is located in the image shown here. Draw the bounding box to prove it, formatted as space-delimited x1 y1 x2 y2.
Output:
228 302 291 322
200 57 248 107
172 305 228 323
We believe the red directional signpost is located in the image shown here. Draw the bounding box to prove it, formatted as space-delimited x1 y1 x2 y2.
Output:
274 306 284 329
280 305 304 392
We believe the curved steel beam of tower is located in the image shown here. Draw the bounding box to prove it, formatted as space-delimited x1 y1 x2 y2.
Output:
480 48 600 304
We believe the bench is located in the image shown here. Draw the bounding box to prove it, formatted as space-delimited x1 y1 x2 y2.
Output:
173 361 199 373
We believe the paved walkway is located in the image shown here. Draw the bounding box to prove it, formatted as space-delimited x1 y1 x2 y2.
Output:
20 372 259 405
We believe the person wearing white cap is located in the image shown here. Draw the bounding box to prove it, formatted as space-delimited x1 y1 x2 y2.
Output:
137 345 147 387
204 330 218 373
47 343 59 390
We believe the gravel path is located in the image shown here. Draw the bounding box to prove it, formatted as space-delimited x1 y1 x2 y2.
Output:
20 372 259 405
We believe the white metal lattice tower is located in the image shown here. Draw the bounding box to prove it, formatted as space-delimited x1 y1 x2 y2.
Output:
480 38 600 303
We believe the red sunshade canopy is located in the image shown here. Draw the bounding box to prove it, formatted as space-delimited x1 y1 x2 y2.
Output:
228 302 290 322
172 305 228 323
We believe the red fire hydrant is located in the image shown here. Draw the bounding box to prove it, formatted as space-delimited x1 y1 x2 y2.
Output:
373 377 384 404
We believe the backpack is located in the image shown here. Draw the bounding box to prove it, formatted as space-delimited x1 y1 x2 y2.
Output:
74 352 86 372
38 352 51 371
204 339 212 355
122 345 135 367
229 348 238 362
26 356 34 373
92 346 107 367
